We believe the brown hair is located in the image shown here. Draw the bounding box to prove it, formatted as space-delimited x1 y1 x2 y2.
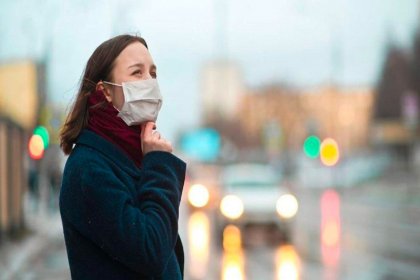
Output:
59 34 148 155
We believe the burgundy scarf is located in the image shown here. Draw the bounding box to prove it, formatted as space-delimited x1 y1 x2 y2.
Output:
87 89 143 167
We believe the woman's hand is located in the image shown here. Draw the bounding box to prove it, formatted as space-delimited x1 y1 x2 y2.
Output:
140 121 173 155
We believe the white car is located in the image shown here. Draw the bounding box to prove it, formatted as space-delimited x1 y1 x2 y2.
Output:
216 163 298 244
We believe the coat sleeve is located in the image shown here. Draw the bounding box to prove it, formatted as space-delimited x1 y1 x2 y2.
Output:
80 151 186 276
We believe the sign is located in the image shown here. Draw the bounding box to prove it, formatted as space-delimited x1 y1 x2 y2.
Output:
180 128 221 162
0 61 38 129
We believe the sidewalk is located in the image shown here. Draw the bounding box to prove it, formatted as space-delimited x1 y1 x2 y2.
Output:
0 195 70 280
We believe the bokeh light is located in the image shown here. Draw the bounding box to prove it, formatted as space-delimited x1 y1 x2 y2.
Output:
220 195 244 220
188 211 210 279
28 134 44 160
33 125 49 149
276 194 299 219
320 138 340 166
303 135 321 158
188 184 210 208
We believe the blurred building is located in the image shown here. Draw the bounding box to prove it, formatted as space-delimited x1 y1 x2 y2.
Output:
0 61 41 237
200 60 245 123
237 85 374 154
372 44 419 152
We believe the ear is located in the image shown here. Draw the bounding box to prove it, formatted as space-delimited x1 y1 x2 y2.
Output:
96 81 112 103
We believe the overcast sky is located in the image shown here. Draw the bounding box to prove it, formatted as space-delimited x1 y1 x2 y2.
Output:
0 0 418 141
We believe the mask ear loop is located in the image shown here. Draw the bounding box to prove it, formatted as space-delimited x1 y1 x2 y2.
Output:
102 81 123 112
103 81 122 87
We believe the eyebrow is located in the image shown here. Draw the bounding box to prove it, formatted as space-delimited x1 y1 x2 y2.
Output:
128 63 157 70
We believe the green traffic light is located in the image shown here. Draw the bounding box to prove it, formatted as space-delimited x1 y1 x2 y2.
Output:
33 126 49 149
303 135 320 158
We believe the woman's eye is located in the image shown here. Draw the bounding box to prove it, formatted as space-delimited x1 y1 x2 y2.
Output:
151 72 157 78
132 70 141 75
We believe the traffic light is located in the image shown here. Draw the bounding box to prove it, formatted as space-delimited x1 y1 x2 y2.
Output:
33 126 49 149
28 125 49 160
320 138 340 167
303 135 321 158
303 135 340 166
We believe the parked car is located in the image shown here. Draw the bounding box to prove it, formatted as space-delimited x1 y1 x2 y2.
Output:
215 163 298 245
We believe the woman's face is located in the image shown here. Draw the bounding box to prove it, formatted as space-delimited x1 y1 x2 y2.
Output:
102 42 157 110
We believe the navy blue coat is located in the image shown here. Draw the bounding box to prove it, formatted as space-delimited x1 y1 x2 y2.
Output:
59 129 186 279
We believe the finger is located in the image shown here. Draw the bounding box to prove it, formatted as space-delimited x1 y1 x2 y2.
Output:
161 139 171 146
162 139 173 150
152 130 161 139
141 122 155 139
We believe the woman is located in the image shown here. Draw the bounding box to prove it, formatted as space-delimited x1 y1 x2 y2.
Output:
59 34 186 279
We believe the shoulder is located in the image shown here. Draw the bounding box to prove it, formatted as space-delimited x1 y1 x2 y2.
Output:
63 143 113 185
66 143 107 168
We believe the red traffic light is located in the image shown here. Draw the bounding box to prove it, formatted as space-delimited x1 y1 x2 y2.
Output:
28 134 44 160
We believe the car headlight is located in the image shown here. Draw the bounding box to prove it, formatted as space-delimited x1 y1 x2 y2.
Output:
220 195 244 220
188 184 210 208
276 194 298 219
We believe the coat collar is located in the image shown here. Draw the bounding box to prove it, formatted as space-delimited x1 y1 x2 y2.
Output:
76 129 141 177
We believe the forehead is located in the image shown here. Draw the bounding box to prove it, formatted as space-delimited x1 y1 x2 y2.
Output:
114 42 154 68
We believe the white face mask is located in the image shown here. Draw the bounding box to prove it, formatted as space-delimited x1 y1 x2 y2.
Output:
103 79 163 126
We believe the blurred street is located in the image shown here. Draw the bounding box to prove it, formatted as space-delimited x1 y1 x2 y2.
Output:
1 159 420 280
182 161 420 280
0 195 69 280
